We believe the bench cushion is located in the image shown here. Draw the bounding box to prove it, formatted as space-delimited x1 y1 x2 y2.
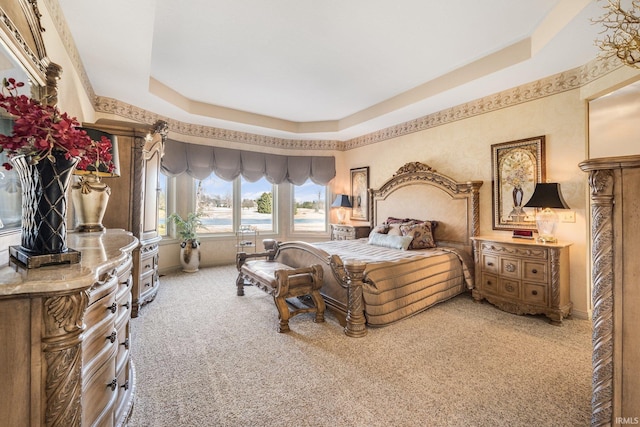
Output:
241 260 293 289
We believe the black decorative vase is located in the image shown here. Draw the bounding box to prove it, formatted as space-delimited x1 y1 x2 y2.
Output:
9 153 81 268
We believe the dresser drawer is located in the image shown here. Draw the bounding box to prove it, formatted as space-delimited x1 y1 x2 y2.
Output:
83 356 117 427
480 273 499 294
481 253 499 274
523 260 547 283
139 252 158 276
499 257 520 278
115 298 131 372
140 270 158 300
523 282 547 304
499 278 521 299
115 359 133 425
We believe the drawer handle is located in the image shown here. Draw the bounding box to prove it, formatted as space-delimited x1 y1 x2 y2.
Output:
486 262 494 267
532 269 538 274
121 380 129 391
144 282 151 287
505 263 516 273
532 290 538 296
505 284 515 292
107 331 117 343
145 264 151 269
107 302 117 314
486 280 492 285
122 301 130 310
121 338 130 349
107 378 117 392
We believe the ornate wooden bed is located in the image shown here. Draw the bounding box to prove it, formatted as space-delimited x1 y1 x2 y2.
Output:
272 162 483 337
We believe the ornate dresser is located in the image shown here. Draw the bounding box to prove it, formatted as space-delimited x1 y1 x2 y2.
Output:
471 236 572 325
0 229 138 426
580 155 640 426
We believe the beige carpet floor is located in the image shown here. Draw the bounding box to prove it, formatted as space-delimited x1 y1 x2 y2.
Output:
128 264 592 427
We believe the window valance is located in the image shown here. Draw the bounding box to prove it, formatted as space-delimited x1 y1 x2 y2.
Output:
160 139 336 185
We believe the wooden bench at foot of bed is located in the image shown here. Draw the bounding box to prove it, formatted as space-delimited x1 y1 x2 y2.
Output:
236 247 326 333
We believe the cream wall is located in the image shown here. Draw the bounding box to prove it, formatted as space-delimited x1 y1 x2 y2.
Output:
340 89 591 318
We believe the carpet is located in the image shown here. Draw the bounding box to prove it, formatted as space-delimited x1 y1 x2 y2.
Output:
128 264 592 427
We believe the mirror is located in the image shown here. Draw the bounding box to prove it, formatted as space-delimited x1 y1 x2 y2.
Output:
0 0 59 235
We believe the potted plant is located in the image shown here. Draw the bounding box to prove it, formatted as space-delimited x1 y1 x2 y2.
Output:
168 211 203 272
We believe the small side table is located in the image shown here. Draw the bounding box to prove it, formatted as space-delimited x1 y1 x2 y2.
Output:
330 224 371 240
471 236 572 325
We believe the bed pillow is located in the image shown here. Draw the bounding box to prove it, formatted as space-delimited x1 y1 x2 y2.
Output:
370 224 390 235
400 221 437 249
368 232 413 250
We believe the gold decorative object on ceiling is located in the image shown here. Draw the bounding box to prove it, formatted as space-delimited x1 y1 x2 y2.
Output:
594 0 640 68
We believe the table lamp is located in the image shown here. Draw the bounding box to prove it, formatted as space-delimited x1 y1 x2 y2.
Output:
331 194 352 224
523 183 569 243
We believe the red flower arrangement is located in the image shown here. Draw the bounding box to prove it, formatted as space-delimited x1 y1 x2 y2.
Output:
0 78 114 172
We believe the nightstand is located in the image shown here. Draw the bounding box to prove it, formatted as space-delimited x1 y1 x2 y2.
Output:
330 224 371 240
471 236 572 325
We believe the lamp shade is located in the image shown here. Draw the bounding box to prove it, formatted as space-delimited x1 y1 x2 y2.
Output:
74 127 120 177
331 194 352 208
523 183 569 209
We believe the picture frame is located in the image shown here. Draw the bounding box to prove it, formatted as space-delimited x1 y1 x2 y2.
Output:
492 136 546 231
350 166 369 221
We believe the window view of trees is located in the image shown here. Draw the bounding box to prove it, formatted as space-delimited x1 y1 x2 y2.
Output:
195 176 234 233
240 177 274 231
293 180 327 232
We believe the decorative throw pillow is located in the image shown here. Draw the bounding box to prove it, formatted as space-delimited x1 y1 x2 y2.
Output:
400 222 437 249
370 224 390 235
386 223 404 236
368 232 413 250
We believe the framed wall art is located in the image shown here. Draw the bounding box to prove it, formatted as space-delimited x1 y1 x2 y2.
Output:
350 166 369 221
492 136 546 231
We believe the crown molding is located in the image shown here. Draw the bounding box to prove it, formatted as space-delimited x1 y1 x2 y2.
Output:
43 0 95 101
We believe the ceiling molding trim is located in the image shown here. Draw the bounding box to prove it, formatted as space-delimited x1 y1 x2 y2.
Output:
42 0 96 101
93 96 342 151
343 56 622 150
94 56 621 152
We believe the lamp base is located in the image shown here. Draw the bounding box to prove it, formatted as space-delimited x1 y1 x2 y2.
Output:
10 246 81 269
71 174 111 232
75 223 106 233
536 235 558 244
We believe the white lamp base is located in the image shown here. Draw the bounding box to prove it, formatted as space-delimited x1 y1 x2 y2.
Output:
71 175 111 232
535 208 559 243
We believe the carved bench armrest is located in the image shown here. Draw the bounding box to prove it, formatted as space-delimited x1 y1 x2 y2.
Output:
274 265 323 297
236 250 276 270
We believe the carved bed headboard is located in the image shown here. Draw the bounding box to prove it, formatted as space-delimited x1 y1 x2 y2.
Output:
369 162 483 254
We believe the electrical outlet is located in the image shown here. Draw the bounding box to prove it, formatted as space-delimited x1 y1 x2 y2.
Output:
559 210 576 223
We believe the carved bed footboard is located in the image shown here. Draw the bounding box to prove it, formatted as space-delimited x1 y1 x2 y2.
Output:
270 240 368 337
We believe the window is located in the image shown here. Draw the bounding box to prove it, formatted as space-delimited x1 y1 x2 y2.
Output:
193 175 276 234
292 179 327 232
196 174 233 233
240 176 275 232
157 172 168 236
